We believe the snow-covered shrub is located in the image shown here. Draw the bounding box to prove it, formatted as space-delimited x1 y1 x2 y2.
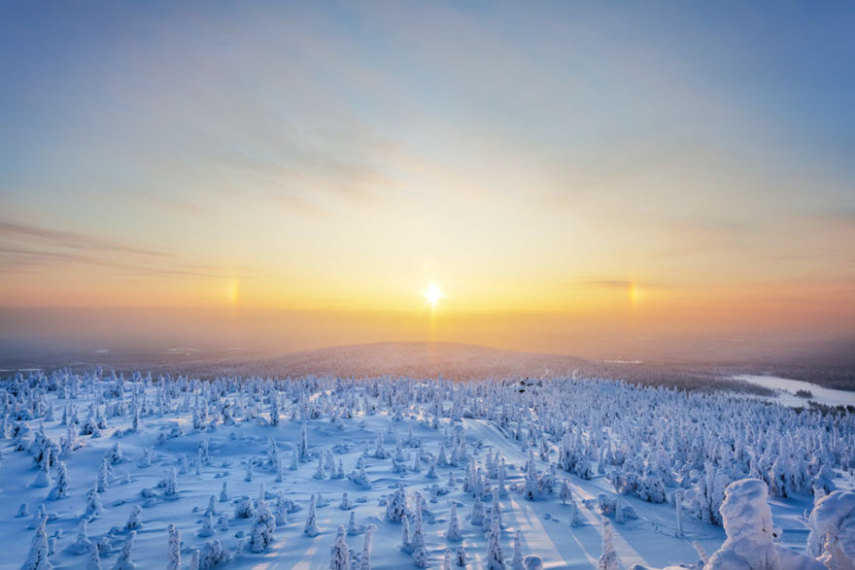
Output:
385 484 408 522
198 540 231 569
249 501 276 552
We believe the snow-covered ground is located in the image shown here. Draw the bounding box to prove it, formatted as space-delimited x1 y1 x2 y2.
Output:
4 370 854 569
734 374 855 408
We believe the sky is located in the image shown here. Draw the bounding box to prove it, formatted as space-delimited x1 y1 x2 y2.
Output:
1 2 854 360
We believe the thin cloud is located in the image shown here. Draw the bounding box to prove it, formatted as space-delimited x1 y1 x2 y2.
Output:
0 220 239 279
0 220 168 258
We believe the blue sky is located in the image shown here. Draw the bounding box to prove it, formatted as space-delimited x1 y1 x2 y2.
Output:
0 1 853 352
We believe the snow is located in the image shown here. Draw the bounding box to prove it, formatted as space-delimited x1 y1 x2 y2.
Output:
1 370 853 569
734 375 855 408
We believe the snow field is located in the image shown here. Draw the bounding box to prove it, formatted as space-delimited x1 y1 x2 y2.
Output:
4 371 854 569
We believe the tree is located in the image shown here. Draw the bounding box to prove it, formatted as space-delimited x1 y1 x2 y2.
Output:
512 532 524 570
400 514 412 553
86 540 102 570
329 525 351 570
249 501 276 552
707 479 777 570
167 524 181 570
22 516 52 570
486 514 505 570
358 526 374 570
524 450 539 500
299 421 310 462
491 494 503 530
456 546 467 567
386 484 408 523
471 497 485 526
198 511 215 538
560 481 573 505
85 488 102 520
347 511 359 536
598 520 620 570
411 493 428 568
806 490 855 569
188 550 200 570
113 531 136 570
442 550 453 570
234 496 254 519
198 540 231 569
446 502 462 541
48 462 70 500
270 394 280 427
126 505 143 530
304 494 319 537
164 467 178 499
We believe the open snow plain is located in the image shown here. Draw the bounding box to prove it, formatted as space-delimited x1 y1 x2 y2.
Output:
4 370 854 569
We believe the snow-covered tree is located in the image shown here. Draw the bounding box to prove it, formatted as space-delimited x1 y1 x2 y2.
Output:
442 550 453 570
198 511 215 538
329 525 350 570
446 502 462 541
304 494 319 537
22 516 52 570
512 531 524 570
86 540 102 570
598 520 620 570
48 462 70 500
234 496 254 519
204 496 217 517
806 490 855 569
708 479 822 570
347 511 359 536
96 458 110 493
85 488 102 520
188 550 200 570
358 526 374 570
471 497 486 526
198 540 231 569
386 484 408 523
523 450 539 500
411 493 428 567
249 501 276 552
167 524 181 570
400 514 412 553
456 546 467 567
486 514 505 570
163 467 178 499
113 531 136 570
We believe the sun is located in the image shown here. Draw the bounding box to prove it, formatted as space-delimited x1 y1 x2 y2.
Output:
423 283 443 307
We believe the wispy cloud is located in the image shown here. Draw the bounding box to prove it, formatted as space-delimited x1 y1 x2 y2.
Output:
0 219 237 278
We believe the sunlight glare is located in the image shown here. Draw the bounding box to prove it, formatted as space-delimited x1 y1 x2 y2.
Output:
424 283 443 307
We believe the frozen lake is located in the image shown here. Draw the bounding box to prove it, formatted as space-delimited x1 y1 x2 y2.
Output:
734 374 855 408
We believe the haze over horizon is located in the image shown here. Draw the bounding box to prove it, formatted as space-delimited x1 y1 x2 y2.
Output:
2 2 854 363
